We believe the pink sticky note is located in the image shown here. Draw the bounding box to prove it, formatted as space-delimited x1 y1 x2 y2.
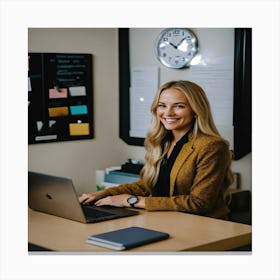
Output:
49 88 67 99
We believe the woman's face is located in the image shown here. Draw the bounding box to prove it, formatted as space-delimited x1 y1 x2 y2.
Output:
157 88 194 134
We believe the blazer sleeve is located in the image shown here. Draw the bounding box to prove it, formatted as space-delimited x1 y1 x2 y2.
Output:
144 139 231 214
95 180 150 199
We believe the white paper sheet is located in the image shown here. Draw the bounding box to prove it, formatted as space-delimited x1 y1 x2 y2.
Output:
131 66 158 89
190 61 234 126
129 66 158 138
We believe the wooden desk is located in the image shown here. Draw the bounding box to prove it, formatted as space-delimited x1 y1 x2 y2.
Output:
28 208 252 252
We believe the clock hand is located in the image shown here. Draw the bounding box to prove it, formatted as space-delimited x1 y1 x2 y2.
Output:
177 39 189 52
166 38 188 52
165 41 178 49
176 37 186 47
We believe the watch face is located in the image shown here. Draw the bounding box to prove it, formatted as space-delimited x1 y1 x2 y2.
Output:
154 28 199 69
128 196 138 204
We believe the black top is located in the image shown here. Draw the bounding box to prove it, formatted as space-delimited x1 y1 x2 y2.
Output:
152 131 190 197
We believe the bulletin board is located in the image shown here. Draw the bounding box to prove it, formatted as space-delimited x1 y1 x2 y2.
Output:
118 28 251 160
28 53 94 144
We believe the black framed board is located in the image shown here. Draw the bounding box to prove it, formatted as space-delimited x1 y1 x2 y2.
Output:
28 53 94 144
118 28 251 160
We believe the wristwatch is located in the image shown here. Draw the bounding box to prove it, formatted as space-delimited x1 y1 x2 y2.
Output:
127 195 139 208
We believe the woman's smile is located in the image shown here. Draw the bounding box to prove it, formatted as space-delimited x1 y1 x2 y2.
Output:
164 118 179 123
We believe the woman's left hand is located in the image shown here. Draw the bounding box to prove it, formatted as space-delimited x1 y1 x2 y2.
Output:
95 194 145 209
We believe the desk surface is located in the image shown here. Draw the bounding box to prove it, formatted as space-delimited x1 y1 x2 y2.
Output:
28 208 252 252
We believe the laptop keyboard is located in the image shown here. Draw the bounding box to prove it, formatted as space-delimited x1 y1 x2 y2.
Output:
82 205 115 218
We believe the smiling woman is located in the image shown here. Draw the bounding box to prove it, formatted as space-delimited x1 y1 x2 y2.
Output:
141 80 232 197
80 80 234 220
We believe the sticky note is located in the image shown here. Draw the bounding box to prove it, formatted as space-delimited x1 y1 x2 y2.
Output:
49 120 56 128
49 88 67 99
35 135 57 141
69 86 86 96
69 105 88 115
69 123 90 136
36 121 44 132
48 106 69 117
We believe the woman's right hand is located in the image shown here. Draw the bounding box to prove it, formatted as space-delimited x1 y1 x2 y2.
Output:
78 190 106 204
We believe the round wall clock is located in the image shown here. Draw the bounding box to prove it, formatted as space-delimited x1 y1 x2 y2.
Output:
154 28 199 69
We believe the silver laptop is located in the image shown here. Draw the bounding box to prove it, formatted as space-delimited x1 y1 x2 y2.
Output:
28 171 138 223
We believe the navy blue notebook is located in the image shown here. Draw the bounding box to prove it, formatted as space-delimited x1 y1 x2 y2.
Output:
86 226 169 250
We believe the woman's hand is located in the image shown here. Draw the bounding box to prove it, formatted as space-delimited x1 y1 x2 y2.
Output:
80 191 146 209
79 190 106 204
94 194 131 207
95 195 145 209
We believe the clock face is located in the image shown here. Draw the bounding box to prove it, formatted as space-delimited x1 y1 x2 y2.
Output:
154 28 199 69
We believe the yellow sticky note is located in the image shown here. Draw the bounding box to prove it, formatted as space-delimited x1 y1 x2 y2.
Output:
69 123 90 136
48 107 69 117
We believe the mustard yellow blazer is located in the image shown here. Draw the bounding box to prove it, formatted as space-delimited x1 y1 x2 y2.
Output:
98 133 232 219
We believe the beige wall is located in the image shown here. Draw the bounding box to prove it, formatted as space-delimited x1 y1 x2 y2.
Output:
28 28 252 195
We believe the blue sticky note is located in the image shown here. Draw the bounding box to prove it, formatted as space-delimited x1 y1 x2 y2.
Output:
69 105 88 115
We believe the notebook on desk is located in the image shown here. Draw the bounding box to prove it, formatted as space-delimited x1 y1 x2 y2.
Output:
86 226 170 250
28 171 138 223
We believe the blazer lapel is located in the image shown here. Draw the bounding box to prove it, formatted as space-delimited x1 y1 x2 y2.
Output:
169 140 194 196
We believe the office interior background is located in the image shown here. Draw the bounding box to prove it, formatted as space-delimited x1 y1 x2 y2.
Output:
28 28 252 195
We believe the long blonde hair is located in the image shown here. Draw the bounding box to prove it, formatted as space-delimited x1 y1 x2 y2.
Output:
140 80 233 191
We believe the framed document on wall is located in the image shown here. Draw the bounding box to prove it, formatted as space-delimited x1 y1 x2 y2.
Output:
28 53 94 144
